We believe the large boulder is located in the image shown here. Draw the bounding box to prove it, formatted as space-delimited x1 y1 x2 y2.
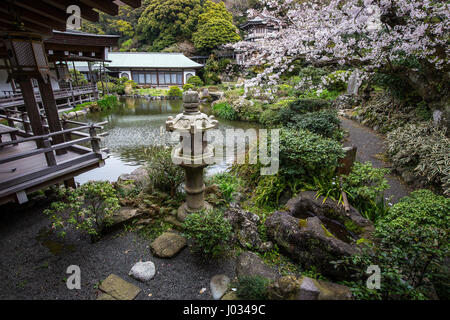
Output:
118 166 150 190
111 207 143 226
209 91 225 101
286 191 374 239
236 251 279 281
265 192 374 279
265 214 356 279
224 204 273 252
267 275 352 300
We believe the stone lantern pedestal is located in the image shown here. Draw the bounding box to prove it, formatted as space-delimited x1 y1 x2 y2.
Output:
166 90 218 221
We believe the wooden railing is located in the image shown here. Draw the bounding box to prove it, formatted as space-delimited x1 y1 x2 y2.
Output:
0 121 108 193
0 85 98 109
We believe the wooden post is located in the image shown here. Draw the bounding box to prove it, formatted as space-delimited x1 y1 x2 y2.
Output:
61 119 72 143
64 177 76 189
99 64 105 96
16 78 45 147
87 62 98 100
42 138 56 166
89 125 101 154
72 61 79 88
40 113 50 134
6 111 14 127
21 112 32 135
37 77 66 155
103 62 110 95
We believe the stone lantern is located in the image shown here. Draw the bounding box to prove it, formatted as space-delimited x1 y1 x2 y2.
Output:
166 90 219 221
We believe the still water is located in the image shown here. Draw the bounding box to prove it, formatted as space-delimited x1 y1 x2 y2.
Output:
75 97 260 184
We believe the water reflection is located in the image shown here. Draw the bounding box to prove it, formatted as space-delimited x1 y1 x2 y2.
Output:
76 97 261 184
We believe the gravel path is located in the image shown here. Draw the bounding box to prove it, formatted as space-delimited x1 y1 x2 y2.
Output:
340 117 411 203
0 200 235 300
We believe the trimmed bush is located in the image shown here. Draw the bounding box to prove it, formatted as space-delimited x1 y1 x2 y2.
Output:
183 83 194 91
279 128 344 180
186 76 204 88
167 86 182 97
146 146 184 196
183 210 233 258
289 109 341 139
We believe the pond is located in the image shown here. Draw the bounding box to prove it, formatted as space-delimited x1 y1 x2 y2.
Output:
75 97 261 184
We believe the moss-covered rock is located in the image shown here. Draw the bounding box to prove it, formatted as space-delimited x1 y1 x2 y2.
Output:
267 275 352 300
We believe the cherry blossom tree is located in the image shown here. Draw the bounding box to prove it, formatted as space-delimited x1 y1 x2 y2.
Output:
233 0 449 105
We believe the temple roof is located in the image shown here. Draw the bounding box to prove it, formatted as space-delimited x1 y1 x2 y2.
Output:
106 52 203 69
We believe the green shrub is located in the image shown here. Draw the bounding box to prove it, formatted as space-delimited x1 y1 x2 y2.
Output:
377 189 449 231
339 224 448 300
186 76 204 88
183 210 233 258
182 83 194 91
322 70 352 92
289 98 331 113
253 175 287 208
289 109 341 139
234 128 344 208
277 98 331 125
209 172 239 202
97 95 118 111
279 128 344 180
386 122 450 195
43 181 120 241
70 69 88 86
342 162 390 222
212 102 237 121
146 146 184 196
236 276 270 300
167 86 182 97
339 190 449 299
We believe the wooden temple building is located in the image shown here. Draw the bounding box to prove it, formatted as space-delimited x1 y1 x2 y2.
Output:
0 0 141 204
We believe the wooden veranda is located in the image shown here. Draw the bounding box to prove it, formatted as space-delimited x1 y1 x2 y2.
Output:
0 0 141 204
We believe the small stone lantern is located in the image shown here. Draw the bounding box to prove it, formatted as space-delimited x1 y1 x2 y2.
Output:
166 90 219 221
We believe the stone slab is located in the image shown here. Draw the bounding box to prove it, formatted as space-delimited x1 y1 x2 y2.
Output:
99 274 141 300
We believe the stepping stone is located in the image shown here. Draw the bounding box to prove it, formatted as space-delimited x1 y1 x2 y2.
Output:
129 261 156 282
150 232 186 258
96 293 117 300
210 275 230 300
221 291 239 300
99 274 141 300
